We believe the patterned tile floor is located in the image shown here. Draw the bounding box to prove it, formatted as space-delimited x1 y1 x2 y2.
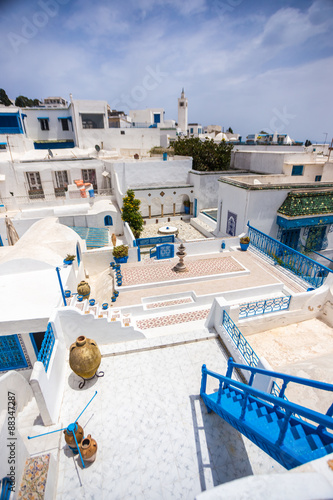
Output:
146 298 193 309
136 309 210 330
121 257 244 286
18 454 50 499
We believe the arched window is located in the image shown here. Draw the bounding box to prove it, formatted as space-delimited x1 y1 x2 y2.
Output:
104 215 113 226
76 243 81 266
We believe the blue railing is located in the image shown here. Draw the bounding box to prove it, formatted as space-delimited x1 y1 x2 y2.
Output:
248 223 333 288
201 359 333 447
37 323 55 372
134 235 175 247
239 295 291 318
222 310 259 367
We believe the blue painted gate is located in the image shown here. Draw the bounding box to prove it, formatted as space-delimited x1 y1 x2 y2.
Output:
150 243 174 260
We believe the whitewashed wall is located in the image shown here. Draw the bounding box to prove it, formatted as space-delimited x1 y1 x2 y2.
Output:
23 107 74 143
189 170 224 212
30 314 66 426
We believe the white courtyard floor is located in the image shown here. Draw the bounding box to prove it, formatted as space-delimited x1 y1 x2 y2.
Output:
51 330 284 500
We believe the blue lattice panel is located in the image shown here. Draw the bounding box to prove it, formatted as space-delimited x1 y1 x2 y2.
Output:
222 310 259 367
239 296 291 318
0 335 28 371
37 324 55 372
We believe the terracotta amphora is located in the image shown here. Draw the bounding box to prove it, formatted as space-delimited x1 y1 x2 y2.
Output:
69 336 101 380
63 422 84 453
80 434 98 462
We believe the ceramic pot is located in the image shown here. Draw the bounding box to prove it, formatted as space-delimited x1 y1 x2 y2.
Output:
69 336 101 380
102 303 108 310
77 281 91 300
80 434 98 462
64 422 83 453
240 242 249 251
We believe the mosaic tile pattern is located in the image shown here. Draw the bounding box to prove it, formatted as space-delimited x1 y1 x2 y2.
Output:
136 309 210 330
122 257 244 286
146 297 193 309
18 454 50 499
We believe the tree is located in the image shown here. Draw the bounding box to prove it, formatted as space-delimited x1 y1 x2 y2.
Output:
227 127 233 134
15 95 40 107
0 88 12 106
122 189 143 239
173 136 233 171
259 130 268 134
305 139 312 147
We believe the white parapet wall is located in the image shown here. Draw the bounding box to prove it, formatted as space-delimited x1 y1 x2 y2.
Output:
57 307 146 347
29 315 67 426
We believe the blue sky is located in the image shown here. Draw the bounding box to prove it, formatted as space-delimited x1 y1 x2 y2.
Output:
1 0 332 142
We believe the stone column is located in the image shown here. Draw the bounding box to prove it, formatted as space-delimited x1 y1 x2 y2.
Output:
190 202 193 215
148 205 151 219
173 203 176 216
161 204 164 217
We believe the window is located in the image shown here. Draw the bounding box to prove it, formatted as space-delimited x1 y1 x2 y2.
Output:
190 128 194 134
38 118 49 131
179 102 184 107
0 335 28 371
81 114 104 129
81 169 97 191
153 113 161 124
0 143 6 151
291 165 304 176
315 175 322 182
60 118 69 131
0 113 23 134
121 130 125 135
104 215 113 226
27 172 42 191
55 170 68 188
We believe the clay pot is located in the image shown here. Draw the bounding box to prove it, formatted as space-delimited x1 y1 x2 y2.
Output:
64 422 83 452
69 336 101 380
77 281 91 300
80 434 98 462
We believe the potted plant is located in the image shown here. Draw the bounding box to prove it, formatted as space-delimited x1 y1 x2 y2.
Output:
112 245 129 264
64 254 76 265
239 236 250 251
183 199 190 214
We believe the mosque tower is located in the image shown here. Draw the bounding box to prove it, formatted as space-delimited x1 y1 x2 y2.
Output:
178 88 188 135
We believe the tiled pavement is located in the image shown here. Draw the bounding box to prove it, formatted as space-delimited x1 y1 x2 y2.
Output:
121 257 244 286
136 309 210 330
146 298 193 310
55 335 284 500
140 220 206 241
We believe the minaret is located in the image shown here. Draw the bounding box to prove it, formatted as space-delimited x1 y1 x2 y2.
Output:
178 88 188 134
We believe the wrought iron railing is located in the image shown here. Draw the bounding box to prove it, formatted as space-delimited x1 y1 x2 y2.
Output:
37 323 55 372
239 295 291 318
134 235 175 247
222 310 259 367
247 223 332 288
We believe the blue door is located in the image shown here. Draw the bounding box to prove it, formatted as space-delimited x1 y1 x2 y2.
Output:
194 198 198 217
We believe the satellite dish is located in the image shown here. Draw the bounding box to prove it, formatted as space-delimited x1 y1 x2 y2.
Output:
48 149 53 158
95 145 100 152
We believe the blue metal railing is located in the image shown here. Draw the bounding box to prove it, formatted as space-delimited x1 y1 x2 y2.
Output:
37 323 55 372
134 235 175 247
201 359 333 447
222 310 260 367
248 223 333 288
239 295 291 318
